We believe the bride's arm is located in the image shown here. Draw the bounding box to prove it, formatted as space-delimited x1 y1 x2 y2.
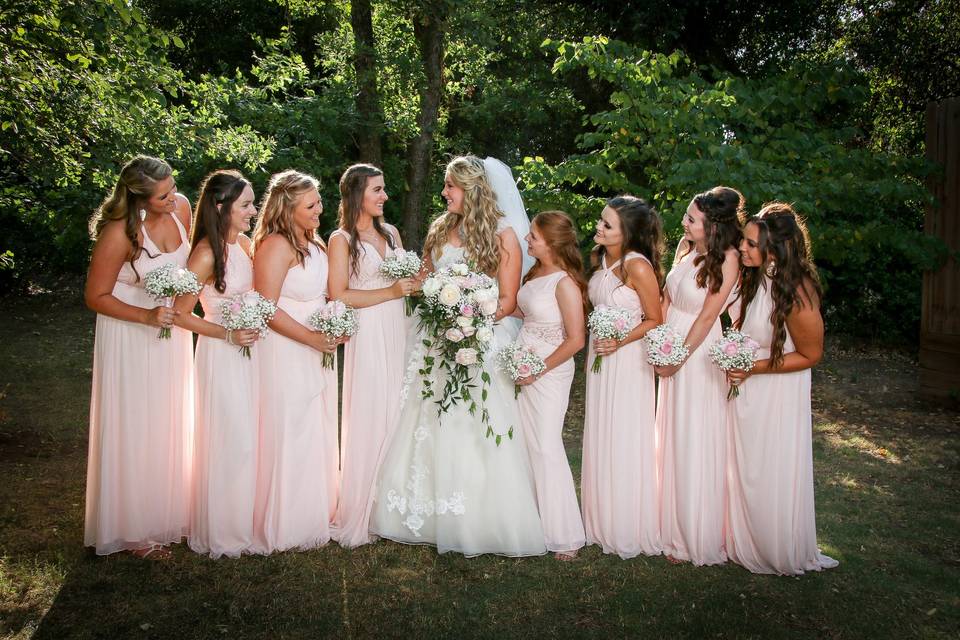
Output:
494 228 522 320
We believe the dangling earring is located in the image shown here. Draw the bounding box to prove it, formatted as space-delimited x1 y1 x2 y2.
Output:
765 260 777 277
139 208 147 222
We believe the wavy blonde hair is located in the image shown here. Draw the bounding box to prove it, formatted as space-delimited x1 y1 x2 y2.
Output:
88 155 172 280
422 155 504 276
252 169 324 264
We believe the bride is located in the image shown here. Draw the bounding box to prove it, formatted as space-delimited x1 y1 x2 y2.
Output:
369 155 546 557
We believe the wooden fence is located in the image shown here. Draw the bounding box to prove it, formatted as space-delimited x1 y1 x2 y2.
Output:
921 97 960 403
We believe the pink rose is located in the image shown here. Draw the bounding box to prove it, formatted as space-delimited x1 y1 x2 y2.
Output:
517 364 531 377
230 301 242 313
660 342 673 355
723 342 738 356
455 348 478 365
614 318 627 331
744 338 759 351
445 328 465 343
460 304 475 317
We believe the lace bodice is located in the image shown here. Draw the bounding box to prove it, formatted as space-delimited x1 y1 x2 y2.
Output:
198 242 254 325
518 271 568 347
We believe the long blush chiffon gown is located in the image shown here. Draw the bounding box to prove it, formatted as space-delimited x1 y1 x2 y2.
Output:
330 231 408 548
251 242 339 553
85 213 194 555
726 277 838 574
581 252 660 558
656 250 729 565
517 271 586 554
189 241 259 558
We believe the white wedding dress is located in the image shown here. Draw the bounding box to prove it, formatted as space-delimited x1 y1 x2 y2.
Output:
369 239 547 557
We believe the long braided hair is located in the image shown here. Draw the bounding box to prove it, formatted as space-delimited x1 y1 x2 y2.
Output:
678 186 745 293
737 202 822 369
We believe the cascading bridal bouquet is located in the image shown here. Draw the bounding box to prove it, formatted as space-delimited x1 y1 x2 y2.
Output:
379 248 423 316
219 291 277 358
308 300 358 369
143 262 202 339
498 342 546 399
645 323 690 367
586 305 633 373
417 262 506 443
708 329 760 399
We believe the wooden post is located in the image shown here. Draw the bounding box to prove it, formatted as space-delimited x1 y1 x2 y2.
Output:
920 97 960 404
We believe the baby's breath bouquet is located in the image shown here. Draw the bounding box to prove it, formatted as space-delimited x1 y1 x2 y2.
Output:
143 262 202 339
708 329 760 399
308 300 358 368
645 324 690 367
379 248 422 316
497 342 546 398
219 291 277 358
586 305 633 373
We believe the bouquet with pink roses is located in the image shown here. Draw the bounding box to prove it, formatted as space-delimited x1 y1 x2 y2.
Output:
708 329 760 398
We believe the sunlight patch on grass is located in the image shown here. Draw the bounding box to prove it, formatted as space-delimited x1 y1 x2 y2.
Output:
818 422 903 464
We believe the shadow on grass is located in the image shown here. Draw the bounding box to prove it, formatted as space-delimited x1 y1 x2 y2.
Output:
1 294 957 638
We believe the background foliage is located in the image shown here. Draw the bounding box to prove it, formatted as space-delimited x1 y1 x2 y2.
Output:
0 0 955 339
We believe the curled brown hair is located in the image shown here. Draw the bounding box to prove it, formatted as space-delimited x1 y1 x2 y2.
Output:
337 163 395 275
524 211 589 316
252 169 324 263
590 195 665 290
737 202 823 369
89 155 172 280
679 186 744 293
192 170 250 293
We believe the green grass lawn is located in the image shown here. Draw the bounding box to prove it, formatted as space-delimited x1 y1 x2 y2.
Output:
0 293 957 639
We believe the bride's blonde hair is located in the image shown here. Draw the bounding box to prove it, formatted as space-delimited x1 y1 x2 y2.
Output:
422 155 503 275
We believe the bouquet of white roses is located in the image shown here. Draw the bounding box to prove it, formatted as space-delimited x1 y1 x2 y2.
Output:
219 291 277 358
418 262 507 442
645 323 690 367
498 341 546 399
586 305 633 373
307 300 358 369
143 262 202 339
379 248 422 316
708 329 760 399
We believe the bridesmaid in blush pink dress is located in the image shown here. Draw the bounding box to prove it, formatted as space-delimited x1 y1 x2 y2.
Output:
655 186 744 566
84 155 193 558
327 164 415 548
581 197 665 559
250 170 341 554
515 211 588 560
725 203 838 575
173 170 262 558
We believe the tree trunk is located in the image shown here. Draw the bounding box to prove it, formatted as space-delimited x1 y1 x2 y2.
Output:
401 4 448 250
351 0 383 166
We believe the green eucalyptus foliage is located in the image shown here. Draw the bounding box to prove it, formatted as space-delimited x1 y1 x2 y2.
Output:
519 37 945 338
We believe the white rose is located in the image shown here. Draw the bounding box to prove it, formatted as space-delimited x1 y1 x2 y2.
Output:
422 277 441 297
476 327 494 343
444 328 465 343
451 263 469 276
438 283 461 306
455 347 478 365
461 325 476 337
456 316 473 328
479 298 498 316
